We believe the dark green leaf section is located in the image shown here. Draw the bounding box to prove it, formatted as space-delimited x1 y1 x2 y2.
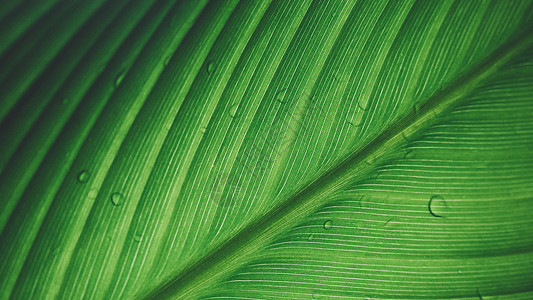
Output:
0 0 63 55
0 0 209 298
0 0 139 172
0 1 532 299
0 0 112 121
0 0 156 230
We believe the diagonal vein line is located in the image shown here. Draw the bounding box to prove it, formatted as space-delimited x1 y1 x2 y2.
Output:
143 28 533 300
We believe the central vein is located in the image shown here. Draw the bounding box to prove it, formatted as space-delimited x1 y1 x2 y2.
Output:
143 29 533 300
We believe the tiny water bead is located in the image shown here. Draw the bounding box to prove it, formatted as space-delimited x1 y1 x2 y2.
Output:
114 70 126 87
134 233 142 242
275 88 287 103
164 54 172 67
105 235 114 244
206 60 215 74
323 220 332 230
229 104 238 118
199 126 207 134
110 192 123 206
307 233 314 241
428 194 448 218
77 170 90 183
357 99 368 111
404 149 416 159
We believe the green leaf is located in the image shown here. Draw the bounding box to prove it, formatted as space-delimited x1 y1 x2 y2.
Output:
1 1 533 299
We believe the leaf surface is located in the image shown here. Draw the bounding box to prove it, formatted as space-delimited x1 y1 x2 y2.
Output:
1 1 532 299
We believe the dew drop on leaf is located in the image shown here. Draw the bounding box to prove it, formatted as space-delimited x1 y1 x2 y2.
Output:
404 149 415 159
229 104 238 118
323 220 332 230
77 170 90 183
114 70 126 87
134 232 142 242
428 194 448 217
105 235 114 245
111 192 123 206
307 233 314 241
206 60 215 74
200 126 207 134
164 54 172 67
275 88 287 103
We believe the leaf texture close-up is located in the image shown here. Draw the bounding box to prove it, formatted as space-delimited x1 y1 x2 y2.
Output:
1 0 533 299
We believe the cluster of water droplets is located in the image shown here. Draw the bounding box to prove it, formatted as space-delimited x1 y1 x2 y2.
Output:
76 170 126 206
76 170 147 245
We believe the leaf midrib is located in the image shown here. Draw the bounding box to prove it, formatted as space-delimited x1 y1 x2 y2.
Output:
144 29 533 299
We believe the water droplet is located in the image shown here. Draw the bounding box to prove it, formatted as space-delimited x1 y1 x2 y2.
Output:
134 232 142 242
164 54 172 66
404 149 415 159
476 288 483 300
105 235 114 245
111 192 123 206
115 70 126 87
357 100 368 111
200 126 207 134
323 220 332 230
229 104 238 118
77 170 90 183
275 88 287 103
206 60 215 74
428 194 448 217
307 233 314 241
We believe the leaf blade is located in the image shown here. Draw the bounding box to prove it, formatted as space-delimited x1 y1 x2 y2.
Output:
1 1 532 299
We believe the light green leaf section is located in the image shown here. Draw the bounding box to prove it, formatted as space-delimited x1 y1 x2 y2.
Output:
0 1 532 299
204 48 533 299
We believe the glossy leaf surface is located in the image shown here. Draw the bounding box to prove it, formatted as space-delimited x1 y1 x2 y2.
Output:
1 1 532 299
